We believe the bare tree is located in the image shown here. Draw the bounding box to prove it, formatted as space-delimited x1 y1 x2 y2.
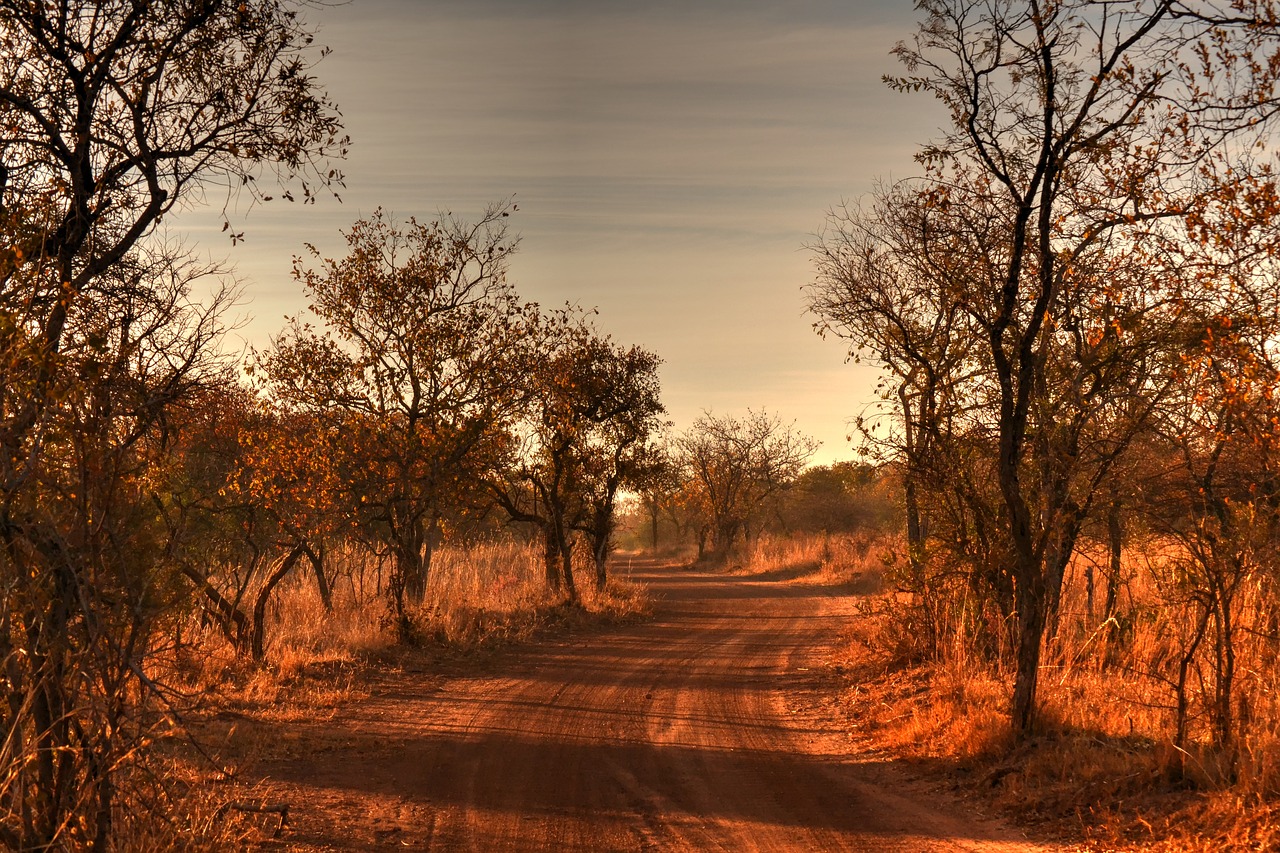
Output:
879 0 1280 736
808 183 989 645
677 410 817 563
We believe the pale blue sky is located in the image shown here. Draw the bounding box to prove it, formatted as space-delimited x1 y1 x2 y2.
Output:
174 0 945 463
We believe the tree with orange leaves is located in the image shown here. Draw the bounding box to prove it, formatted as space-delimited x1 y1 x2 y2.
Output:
0 0 344 836
229 404 350 658
489 309 665 599
261 205 535 637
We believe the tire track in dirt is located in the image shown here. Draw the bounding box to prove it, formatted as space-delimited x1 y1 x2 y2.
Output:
248 558 1060 852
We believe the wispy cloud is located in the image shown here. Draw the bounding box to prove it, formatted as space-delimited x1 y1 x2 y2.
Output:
175 0 944 461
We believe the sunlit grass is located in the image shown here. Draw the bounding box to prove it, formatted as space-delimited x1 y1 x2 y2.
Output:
826 534 1280 851
736 531 888 587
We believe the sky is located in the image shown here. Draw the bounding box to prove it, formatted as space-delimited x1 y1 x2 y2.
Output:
173 0 947 465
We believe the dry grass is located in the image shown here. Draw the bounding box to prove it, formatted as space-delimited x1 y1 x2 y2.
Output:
139 538 651 848
825 534 1280 851
171 540 650 691
735 531 888 588
108 764 268 853
414 540 651 647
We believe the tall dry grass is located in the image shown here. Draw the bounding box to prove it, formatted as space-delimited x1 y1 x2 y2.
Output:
735 531 888 586
170 539 649 691
833 534 1280 851
142 538 651 847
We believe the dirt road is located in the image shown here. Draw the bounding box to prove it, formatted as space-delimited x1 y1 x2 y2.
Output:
247 558 1057 851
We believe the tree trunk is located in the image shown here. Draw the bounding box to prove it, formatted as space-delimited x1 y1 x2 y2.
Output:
997 384 1045 737
1213 578 1237 755
252 545 307 662
560 530 578 604
1084 563 1095 621
1173 606 1212 778
180 563 249 649
904 473 924 572
589 504 614 590
90 748 112 852
1105 498 1123 620
388 544 417 642
543 523 562 591
1044 512 1082 645
649 496 659 550
402 518 429 604
593 537 609 590
308 544 332 611
1010 573 1047 735
901 384 926 576
1003 440 1046 735
714 520 739 562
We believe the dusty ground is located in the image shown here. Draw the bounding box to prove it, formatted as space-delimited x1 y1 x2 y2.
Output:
229 557 1065 851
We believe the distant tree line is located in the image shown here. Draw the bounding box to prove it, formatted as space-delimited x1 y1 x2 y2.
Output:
627 414 891 560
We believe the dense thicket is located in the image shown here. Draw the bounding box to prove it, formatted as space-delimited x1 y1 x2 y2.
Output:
0 2 673 844
0 0 346 845
809 0 1280 761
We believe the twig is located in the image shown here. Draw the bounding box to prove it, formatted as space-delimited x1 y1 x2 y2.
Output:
214 800 291 837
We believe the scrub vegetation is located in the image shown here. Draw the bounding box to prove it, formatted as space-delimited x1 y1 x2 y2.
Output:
805 1 1280 848
0 2 666 847
8 0 1280 850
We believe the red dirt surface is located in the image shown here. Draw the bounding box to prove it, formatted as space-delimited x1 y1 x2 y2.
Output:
241 557 1063 851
